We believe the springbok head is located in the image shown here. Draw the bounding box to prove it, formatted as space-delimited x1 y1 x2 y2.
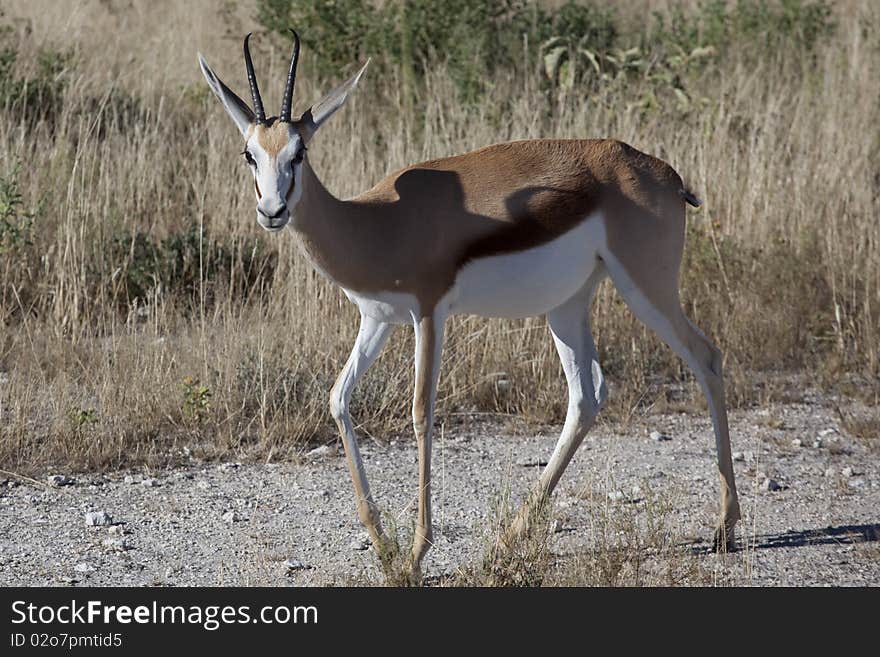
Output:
198 31 368 232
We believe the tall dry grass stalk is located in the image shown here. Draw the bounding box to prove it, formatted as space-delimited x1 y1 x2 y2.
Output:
0 0 877 472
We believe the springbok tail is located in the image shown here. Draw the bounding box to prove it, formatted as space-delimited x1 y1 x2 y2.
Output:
679 188 702 208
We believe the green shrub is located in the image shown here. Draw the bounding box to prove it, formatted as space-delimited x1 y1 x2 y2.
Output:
0 25 74 129
0 162 35 255
259 0 834 109
107 227 277 308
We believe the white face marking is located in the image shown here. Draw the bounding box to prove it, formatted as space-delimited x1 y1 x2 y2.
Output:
244 130 305 233
442 212 607 319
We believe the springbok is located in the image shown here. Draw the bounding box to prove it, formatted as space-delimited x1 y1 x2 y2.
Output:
198 31 740 579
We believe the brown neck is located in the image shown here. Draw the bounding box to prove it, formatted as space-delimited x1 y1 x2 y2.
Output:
290 160 380 290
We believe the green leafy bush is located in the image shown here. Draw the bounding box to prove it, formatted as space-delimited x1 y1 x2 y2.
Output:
0 25 74 129
108 227 277 307
259 0 834 107
0 162 35 254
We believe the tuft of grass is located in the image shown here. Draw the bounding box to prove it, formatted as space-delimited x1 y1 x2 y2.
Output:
550 481 713 586
454 487 555 587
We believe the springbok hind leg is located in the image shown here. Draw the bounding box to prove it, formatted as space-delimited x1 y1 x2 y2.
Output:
511 268 608 537
603 254 741 551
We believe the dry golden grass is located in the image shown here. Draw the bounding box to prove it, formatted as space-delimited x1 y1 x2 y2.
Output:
0 0 878 473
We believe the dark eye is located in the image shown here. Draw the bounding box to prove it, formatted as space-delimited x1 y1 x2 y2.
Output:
291 149 305 167
242 150 256 167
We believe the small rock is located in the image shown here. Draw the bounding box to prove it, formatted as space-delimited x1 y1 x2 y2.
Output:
607 490 626 502
6 480 19 488
650 430 671 442
107 524 126 535
123 475 138 484
85 511 113 527
283 558 312 571
732 451 745 462
791 438 802 448
841 466 854 478
349 535 371 551
141 478 159 488
102 537 132 551
47 474 72 487
74 562 95 573
306 444 337 459
762 478 783 492
517 458 549 468
818 428 837 438
196 480 211 490
849 478 866 489
825 467 838 478
222 510 237 523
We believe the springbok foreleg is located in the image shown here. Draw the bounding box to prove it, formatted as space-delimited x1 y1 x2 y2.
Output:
330 313 395 553
410 310 445 578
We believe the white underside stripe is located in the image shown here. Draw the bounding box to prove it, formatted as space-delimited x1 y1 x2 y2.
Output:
341 211 605 323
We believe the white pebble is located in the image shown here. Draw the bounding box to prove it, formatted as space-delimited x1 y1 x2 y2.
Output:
349 536 371 551
85 511 113 527
102 537 131 551
307 445 337 459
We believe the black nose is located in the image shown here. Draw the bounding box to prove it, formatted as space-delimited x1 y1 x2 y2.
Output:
258 204 287 219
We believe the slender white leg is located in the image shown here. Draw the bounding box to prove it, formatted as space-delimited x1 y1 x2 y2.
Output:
410 310 445 576
603 254 741 549
514 267 607 531
330 314 395 548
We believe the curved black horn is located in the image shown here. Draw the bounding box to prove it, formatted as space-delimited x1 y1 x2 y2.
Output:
243 33 266 123
279 29 300 123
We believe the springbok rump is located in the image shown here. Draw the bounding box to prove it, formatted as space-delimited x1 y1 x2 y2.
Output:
198 30 740 580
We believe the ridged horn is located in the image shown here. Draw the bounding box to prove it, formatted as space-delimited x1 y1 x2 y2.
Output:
279 29 300 123
243 33 266 123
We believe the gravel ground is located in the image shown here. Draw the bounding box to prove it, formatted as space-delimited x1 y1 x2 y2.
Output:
1 394 877 587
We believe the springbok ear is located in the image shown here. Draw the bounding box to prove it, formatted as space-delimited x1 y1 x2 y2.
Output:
298 60 370 142
198 53 254 137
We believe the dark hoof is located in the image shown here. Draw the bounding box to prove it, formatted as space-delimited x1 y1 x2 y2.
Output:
712 525 737 553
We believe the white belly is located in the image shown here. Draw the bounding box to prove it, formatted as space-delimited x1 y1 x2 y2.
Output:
443 212 605 319
339 212 604 323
